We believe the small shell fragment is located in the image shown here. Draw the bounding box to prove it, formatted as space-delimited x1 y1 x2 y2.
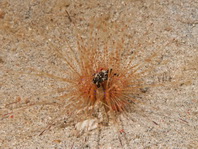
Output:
75 119 98 133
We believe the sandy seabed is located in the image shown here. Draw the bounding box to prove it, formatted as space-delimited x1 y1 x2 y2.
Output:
0 0 198 148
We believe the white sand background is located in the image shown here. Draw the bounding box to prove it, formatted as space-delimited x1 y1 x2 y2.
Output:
0 0 198 148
